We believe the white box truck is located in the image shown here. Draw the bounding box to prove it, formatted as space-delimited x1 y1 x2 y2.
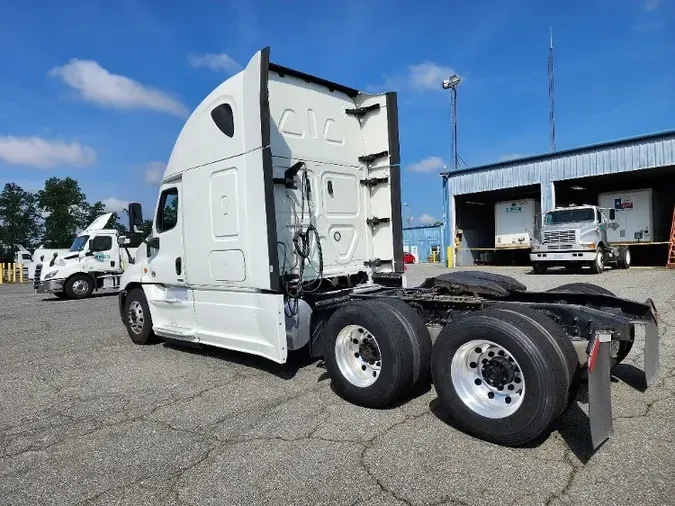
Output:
115 46 660 450
494 198 539 248
597 188 667 243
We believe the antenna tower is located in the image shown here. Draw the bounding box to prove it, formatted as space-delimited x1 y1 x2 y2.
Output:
548 27 556 152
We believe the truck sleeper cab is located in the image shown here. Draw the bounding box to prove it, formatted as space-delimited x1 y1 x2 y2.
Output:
118 47 660 450
530 205 631 274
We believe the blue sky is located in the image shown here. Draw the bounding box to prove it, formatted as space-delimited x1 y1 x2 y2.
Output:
0 0 673 226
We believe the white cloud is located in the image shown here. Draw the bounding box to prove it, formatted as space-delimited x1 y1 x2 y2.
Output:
49 59 189 118
644 0 661 12
498 153 530 162
408 62 459 91
144 160 165 184
372 62 462 93
188 53 242 73
0 136 96 169
102 197 129 214
418 213 438 225
406 156 446 173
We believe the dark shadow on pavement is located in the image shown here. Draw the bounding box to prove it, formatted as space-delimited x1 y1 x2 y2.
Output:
555 401 596 464
611 363 648 393
161 339 319 380
42 291 119 302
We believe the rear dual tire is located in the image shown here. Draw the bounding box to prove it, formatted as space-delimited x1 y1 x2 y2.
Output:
431 306 578 447
323 299 432 408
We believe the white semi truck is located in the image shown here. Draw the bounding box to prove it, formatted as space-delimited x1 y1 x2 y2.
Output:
29 243 69 280
117 47 660 449
34 212 137 299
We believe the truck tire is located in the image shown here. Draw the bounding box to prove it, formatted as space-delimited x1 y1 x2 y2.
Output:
124 288 157 345
546 282 614 297
323 300 416 408
431 308 572 446
589 246 605 274
616 246 631 269
532 263 547 274
64 274 94 299
546 283 633 367
372 297 433 391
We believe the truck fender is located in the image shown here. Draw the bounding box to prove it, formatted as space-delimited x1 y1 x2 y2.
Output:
65 271 97 291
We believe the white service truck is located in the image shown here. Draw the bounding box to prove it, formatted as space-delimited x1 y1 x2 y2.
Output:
116 47 660 449
34 212 137 299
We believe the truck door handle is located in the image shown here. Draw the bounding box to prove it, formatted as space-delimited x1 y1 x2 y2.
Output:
175 257 182 275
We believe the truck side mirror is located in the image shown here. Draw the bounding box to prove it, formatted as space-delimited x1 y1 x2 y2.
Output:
609 209 616 221
128 202 143 231
117 235 130 246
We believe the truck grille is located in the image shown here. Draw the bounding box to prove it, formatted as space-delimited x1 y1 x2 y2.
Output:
33 263 42 290
543 230 576 244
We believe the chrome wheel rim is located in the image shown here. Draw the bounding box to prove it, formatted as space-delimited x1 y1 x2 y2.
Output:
72 279 89 296
127 300 145 335
335 325 382 388
451 339 525 419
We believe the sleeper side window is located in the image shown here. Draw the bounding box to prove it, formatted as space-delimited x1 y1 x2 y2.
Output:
211 103 234 138
157 188 179 233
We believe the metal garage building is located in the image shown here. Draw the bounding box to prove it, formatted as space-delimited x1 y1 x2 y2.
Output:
441 130 675 266
402 224 445 263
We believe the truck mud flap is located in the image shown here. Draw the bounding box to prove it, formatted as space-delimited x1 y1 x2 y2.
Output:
587 330 613 450
644 320 660 387
586 319 660 450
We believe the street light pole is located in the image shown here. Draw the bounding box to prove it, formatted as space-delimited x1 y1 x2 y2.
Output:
442 75 461 172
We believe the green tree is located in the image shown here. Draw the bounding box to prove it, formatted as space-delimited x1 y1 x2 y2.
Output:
0 183 41 250
81 200 106 227
38 177 89 248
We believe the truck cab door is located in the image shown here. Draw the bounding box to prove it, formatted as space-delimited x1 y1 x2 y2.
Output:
144 178 198 338
146 181 185 286
86 234 115 271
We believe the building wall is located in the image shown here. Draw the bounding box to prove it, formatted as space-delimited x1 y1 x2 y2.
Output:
443 131 675 266
402 225 444 263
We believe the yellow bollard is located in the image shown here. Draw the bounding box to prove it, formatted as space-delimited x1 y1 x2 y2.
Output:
11 263 15 283
0 263 3 284
19 262 23 283
446 246 454 268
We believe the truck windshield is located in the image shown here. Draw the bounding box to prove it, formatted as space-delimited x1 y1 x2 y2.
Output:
68 235 90 252
545 209 595 225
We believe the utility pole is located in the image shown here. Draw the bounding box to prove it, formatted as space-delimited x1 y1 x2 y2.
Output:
549 27 556 152
442 75 461 171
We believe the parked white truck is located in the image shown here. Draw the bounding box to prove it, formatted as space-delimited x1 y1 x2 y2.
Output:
530 205 630 274
117 47 660 450
34 212 137 299
29 243 69 280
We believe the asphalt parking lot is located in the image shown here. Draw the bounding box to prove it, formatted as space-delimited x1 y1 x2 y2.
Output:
1 265 674 506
